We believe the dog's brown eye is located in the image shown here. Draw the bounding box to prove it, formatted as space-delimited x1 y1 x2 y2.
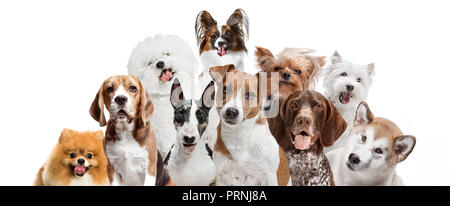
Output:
211 33 218 39
106 87 114 93
290 102 299 110
274 67 282 71
165 53 170 56
313 104 322 110
129 86 137 93
374 148 383 154
357 77 362 83
87 153 93 159
245 92 256 100
70 152 76 158
295 70 301 75
341 72 347 77
361 135 367 142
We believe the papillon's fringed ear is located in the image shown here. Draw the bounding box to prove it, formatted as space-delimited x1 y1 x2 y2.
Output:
201 81 215 109
331 51 342 64
195 10 217 45
394 135 416 163
354 101 374 125
255 46 274 69
59 128 75 144
170 78 184 108
227 8 249 40
90 83 107 127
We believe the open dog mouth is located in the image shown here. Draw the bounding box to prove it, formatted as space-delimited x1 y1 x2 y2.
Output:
182 143 197 154
70 165 90 177
217 46 227 57
339 92 352 104
117 109 128 118
291 130 313 150
159 68 175 82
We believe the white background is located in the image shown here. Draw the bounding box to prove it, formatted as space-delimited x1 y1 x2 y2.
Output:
0 0 448 186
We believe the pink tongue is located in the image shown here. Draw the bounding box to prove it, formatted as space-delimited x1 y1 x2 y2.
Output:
160 70 172 82
184 145 196 154
341 93 350 104
217 47 227 57
74 166 86 175
294 135 311 150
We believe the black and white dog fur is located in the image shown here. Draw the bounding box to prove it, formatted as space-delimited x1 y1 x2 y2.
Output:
166 78 216 186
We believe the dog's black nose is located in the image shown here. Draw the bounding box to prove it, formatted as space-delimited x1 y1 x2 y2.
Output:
114 96 127 105
156 61 165 69
183 136 195 144
348 153 360 164
225 108 239 120
77 158 85 165
346 85 354 92
218 41 225 47
282 73 291 80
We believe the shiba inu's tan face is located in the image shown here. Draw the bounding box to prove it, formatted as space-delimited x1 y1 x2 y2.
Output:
346 102 416 172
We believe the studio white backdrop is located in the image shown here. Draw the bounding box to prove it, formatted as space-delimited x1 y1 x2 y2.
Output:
0 0 448 185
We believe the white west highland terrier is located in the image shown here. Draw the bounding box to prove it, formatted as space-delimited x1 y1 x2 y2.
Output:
128 34 200 159
323 51 374 154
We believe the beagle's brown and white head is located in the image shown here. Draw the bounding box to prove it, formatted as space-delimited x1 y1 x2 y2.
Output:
195 9 249 56
89 75 153 128
279 90 347 154
209 64 261 126
345 102 416 172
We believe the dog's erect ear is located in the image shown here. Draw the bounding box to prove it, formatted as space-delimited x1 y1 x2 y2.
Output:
330 51 342 64
227 8 249 40
90 82 107 127
170 78 184 109
138 79 153 127
321 97 347 147
59 128 75 144
94 130 104 142
367 63 375 76
255 46 275 69
354 101 374 125
209 64 236 83
318 56 327 67
394 135 416 163
201 81 215 109
195 10 217 44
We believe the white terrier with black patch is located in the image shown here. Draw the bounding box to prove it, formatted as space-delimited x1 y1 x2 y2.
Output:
323 51 375 154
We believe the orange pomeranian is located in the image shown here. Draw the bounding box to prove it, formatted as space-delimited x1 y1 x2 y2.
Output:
33 129 109 186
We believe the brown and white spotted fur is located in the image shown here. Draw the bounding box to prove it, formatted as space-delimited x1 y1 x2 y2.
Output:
278 90 347 186
209 64 290 186
89 75 174 186
327 102 416 186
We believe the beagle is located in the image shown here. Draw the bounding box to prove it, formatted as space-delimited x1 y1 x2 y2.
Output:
209 64 290 186
89 75 174 186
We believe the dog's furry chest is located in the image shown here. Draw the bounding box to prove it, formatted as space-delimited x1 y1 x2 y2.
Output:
105 130 149 186
285 150 332 186
149 96 176 158
214 123 279 186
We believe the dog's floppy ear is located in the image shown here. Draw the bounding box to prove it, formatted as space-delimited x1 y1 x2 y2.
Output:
170 78 184 108
201 81 215 109
90 82 107 127
209 64 236 83
59 128 75 144
394 135 416 163
255 46 275 69
227 8 249 40
330 51 342 64
138 78 153 127
354 101 374 125
321 97 347 147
